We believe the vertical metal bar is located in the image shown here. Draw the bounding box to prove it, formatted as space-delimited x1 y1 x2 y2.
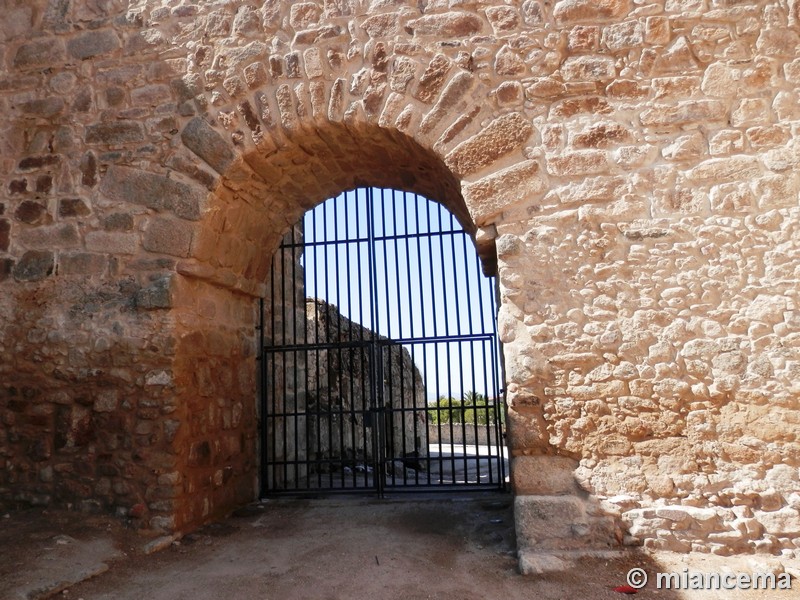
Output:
433 203 457 483
344 191 357 489
461 228 482 485
258 297 266 496
398 194 410 485
313 205 323 490
491 276 507 489
290 226 300 488
446 212 470 483
422 198 444 483
380 188 399 486
355 189 369 488
366 187 384 496
333 193 346 488
410 194 432 485
279 240 289 489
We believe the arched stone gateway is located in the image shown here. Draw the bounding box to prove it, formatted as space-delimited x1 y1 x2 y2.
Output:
1 0 799 571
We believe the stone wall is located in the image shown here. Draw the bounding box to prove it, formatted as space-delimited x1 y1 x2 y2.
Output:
305 298 428 472
0 0 798 569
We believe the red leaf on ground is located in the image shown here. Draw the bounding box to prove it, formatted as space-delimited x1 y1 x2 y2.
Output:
613 585 638 594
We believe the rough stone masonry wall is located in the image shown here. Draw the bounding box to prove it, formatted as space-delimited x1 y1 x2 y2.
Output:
0 0 798 566
305 298 428 471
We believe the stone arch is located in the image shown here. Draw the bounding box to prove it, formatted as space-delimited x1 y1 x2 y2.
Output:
163 89 531 528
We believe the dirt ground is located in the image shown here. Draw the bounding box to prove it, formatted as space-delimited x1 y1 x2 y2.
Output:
2 494 799 600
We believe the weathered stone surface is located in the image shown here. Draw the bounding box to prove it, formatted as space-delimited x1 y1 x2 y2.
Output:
85 121 145 145
512 456 579 495
554 0 629 25
59 252 108 276
415 54 451 104
181 117 236 174
67 29 120 60
463 160 546 224
58 199 91 218
561 55 616 81
99 165 205 220
0 219 10 252
407 12 483 37
143 218 194 258
15 201 48 225
445 113 533 178
12 250 54 281
515 495 587 550
13 38 66 69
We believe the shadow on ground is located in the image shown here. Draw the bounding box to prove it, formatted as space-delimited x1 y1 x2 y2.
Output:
1 496 797 600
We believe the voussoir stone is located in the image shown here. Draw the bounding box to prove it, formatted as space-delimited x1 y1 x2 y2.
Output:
143 217 195 258
181 117 236 174
463 160 546 224
445 112 533 178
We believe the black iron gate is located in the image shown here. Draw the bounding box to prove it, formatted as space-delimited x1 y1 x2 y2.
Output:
259 188 505 496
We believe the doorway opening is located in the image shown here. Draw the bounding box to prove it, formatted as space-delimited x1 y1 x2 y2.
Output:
259 188 506 496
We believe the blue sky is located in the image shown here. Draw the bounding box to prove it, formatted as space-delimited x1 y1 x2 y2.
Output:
300 188 501 402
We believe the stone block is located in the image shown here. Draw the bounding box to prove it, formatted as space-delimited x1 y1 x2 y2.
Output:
511 455 579 495
103 213 134 231
758 508 800 536
131 84 171 106
361 13 398 38
419 72 474 136
67 29 120 60
94 390 118 413
561 55 616 81
18 224 79 250
12 250 54 282
137 277 175 310
58 199 91 218
547 150 608 177
59 252 108 276
486 6 520 33
445 112 533 178
85 232 138 254
100 165 206 221
143 217 194 258
407 12 483 37
518 553 573 575
515 495 587 550
462 160 546 224
571 122 632 149
0 258 13 282
181 117 236 174
19 97 65 118
18 155 61 171
415 54 451 104
687 156 761 181
13 38 66 69
554 0 629 24
14 201 47 225
551 97 612 118
640 100 725 127
602 20 643 51
85 121 145 145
